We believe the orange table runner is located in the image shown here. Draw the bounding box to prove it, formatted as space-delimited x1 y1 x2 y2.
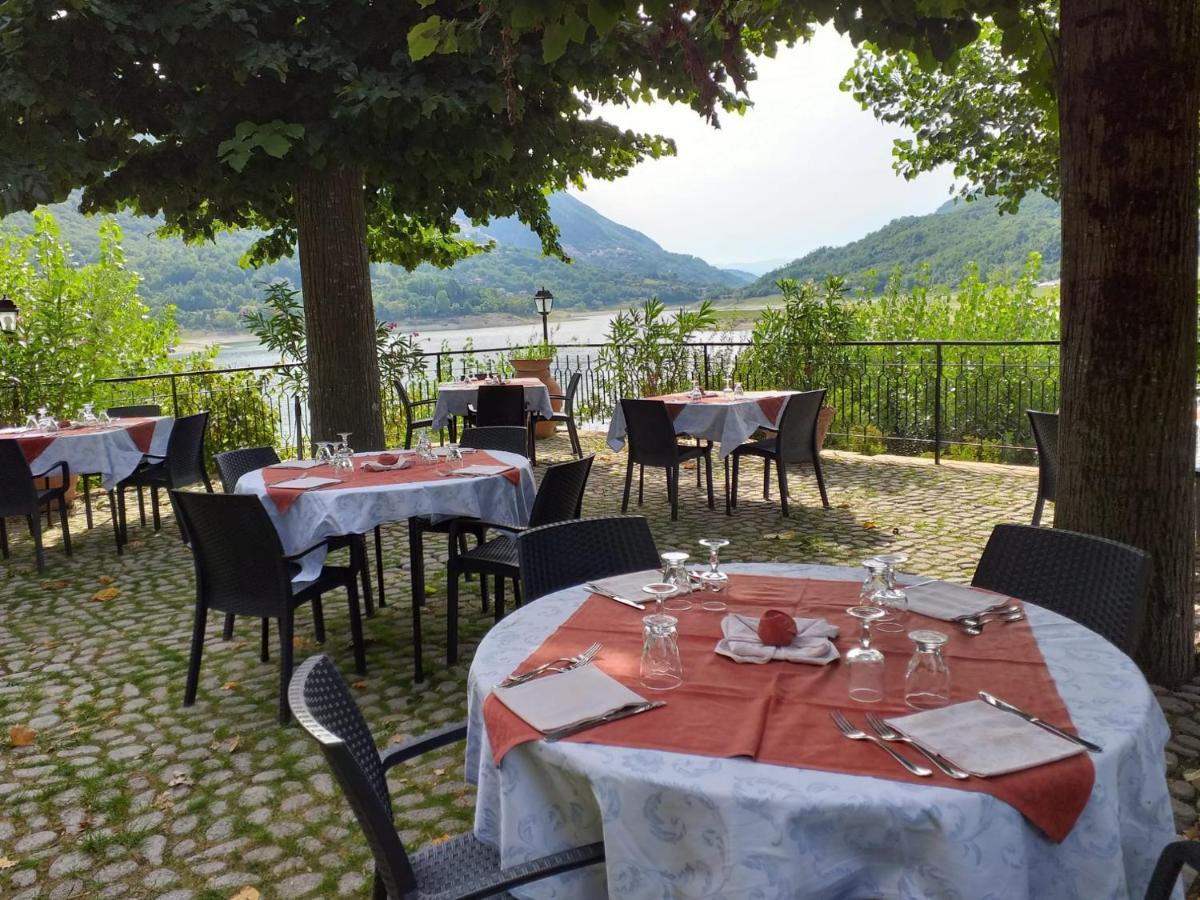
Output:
261 450 521 515
16 418 156 465
651 391 790 425
483 575 1095 842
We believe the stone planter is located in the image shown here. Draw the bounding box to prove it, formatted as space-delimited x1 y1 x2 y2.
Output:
510 357 561 439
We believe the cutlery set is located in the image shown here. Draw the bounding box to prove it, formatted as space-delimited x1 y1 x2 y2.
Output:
953 603 1024 634
586 583 646 610
498 642 601 688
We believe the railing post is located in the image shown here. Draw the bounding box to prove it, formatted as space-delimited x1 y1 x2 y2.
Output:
703 344 710 390
933 343 943 465
170 374 180 417
435 352 443 384
294 394 304 459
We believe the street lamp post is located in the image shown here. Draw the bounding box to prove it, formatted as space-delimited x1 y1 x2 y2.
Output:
532 286 554 344
0 294 19 334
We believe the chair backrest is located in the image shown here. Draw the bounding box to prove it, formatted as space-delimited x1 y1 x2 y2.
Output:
393 380 415 416
289 655 417 898
529 455 595 527
775 389 827 464
107 404 163 418
971 523 1149 654
214 446 281 493
1145 839 1200 900
620 399 681 467
562 372 582 415
460 426 529 458
165 412 211 489
0 439 39 516
475 385 526 427
171 490 293 618
518 516 661 602
1027 410 1058 502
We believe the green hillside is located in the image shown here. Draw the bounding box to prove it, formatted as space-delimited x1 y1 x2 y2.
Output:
1 193 749 329
744 194 1061 295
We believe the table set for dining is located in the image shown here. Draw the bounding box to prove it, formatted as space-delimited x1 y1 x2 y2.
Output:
465 556 1176 898
431 376 554 432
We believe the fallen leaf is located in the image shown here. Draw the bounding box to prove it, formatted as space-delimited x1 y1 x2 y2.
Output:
0 856 17 869
153 790 175 811
292 635 320 651
226 736 240 753
861 521 878 530
836 502 851 509
96 575 117 585
351 680 367 690
433 767 446 777
230 888 261 900
90 587 120 602
427 834 451 846
9 724 37 747
1184 769 1200 784
423 584 437 597
389 733 407 744
221 681 239 691
168 771 193 788
41 578 70 590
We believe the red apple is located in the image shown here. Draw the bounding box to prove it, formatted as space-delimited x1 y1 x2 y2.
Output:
378 453 398 466
757 610 798 646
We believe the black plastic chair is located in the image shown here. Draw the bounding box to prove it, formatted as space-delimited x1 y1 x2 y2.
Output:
173 490 366 724
972 523 1150 655
460 426 529 458
1145 839 1200 899
442 455 594 665
619 398 713 521
75 403 164 532
0 440 72 572
727 389 830 517
395 380 455 449
546 372 584 458
115 411 213 545
289 655 604 899
472 385 527 427
518 516 661 602
1027 410 1058 527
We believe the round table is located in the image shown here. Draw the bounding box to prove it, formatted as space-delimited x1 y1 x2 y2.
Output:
606 391 796 458
6 416 173 489
465 563 1176 899
431 380 555 432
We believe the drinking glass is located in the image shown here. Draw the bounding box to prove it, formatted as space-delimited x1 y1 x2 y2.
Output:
689 380 703 400
24 413 39 431
733 382 745 398
314 441 334 464
859 558 889 606
724 374 734 394
697 538 730 611
415 430 435 461
905 630 950 709
79 402 96 424
641 582 678 617
846 605 886 703
640 613 683 691
36 406 57 433
874 552 909 589
660 551 693 612
873 587 909 633
446 442 463 470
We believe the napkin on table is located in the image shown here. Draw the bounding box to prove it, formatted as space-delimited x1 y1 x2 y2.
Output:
901 580 1006 621
361 458 411 472
715 614 840 665
492 664 646 733
270 475 342 490
270 459 326 470
589 570 666 601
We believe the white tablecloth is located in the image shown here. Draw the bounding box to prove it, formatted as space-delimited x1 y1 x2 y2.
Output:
465 563 1177 900
234 451 536 580
431 381 554 431
606 392 795 459
23 416 173 490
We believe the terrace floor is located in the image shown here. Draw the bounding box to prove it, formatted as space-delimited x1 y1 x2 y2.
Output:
2 429 1198 899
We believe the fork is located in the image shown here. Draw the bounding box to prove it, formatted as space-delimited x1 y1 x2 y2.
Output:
499 642 601 688
829 711 932 776
865 713 969 779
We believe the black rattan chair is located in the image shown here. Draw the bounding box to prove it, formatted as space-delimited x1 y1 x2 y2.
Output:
173 490 367 724
518 516 661 602
472 384 527 427
289 655 604 899
0 440 72 572
396 380 455 449
214 446 281 493
546 372 583 458
619 398 713 521
972 523 1150 654
442 455 594 665
1145 840 1200 900
115 411 213 544
727 389 830 517
107 404 163 418
1027 410 1058 527
459 426 529 458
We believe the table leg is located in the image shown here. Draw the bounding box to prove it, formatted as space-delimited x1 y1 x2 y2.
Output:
408 517 425 683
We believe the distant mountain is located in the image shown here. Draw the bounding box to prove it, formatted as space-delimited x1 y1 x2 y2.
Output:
1 193 751 329
712 257 794 277
744 194 1062 295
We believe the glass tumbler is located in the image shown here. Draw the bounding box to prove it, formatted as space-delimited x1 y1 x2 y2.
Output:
905 630 950 709
872 587 908 633
660 551 693 612
640 613 683 691
846 605 886 703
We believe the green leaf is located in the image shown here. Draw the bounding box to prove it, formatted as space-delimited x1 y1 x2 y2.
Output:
586 0 619 36
408 16 443 61
257 133 291 159
542 19 570 64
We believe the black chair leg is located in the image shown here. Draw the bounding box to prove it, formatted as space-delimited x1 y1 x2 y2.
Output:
183 604 207 706
408 518 425 683
150 486 161 531
223 613 235 641
374 525 385 608
812 454 831 509
638 466 645 505
278 612 294 725
621 456 634 512
724 458 732 515
260 618 270 662
705 452 715 509
447 557 460 666
404 425 414 450
28 513 45 573
668 466 679 521
0 517 8 558
777 459 790 518
696 439 702 488
567 418 582 458
137 486 147 526
353 534 375 618
1031 495 1045 527
763 459 771 499
311 596 326 643
82 476 93 529
513 579 522 607
731 454 741 509
449 418 458 443
347 579 367 675
495 574 505 623
109 491 123 555
58 501 72 556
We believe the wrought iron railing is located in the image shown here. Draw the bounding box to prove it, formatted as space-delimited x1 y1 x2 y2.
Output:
89 340 1064 465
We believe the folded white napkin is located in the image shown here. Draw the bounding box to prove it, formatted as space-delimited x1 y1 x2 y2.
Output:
589 570 667 601
715 614 840 665
271 475 342 490
361 458 411 472
452 464 511 477
900 580 1005 621
270 459 325 470
493 664 646 733
886 700 1084 777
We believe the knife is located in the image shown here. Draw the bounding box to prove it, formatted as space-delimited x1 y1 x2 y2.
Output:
586 584 646 610
543 701 665 742
978 691 1103 753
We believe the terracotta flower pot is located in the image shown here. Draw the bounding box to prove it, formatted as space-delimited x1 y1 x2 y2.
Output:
510 357 561 439
816 405 836 449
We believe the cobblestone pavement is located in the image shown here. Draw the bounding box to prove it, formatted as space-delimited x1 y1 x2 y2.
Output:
0 430 1190 898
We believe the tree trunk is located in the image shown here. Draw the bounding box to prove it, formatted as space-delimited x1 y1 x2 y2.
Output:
1057 0 1200 685
295 166 384 450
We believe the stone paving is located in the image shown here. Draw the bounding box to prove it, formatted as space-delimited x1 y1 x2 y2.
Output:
0 429 1191 898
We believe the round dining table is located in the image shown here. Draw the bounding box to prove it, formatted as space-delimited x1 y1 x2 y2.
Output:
606 390 796 458
465 562 1177 899
430 378 555 432
3 416 173 489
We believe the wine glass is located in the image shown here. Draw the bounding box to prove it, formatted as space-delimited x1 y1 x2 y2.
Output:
724 374 734 394
870 553 909 632
733 382 745 397
660 551 693 612
859 558 889 606
697 538 730 611
846 605 887 703
642 582 678 618
314 441 334 464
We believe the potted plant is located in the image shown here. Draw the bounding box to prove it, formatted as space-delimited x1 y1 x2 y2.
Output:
742 275 855 447
510 338 561 438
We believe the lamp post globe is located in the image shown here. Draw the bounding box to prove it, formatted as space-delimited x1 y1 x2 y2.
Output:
0 294 19 334
532 287 554 344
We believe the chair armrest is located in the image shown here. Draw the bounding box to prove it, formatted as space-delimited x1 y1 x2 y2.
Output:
462 842 606 895
32 460 69 481
379 722 468 771
1146 840 1200 899
548 393 567 402
450 519 525 539
408 398 437 411
283 539 331 562
141 453 167 462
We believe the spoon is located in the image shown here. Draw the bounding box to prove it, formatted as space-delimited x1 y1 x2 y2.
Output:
963 612 1026 635
955 604 1021 625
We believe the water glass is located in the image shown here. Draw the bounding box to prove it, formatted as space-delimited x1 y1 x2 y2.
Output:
660 551 693 611
314 441 334 464
859 558 889 606
846 605 886 703
640 613 683 691
724 374 734 394
79 402 96 423
688 380 703 400
733 382 745 398
872 587 908 633
697 538 730 611
905 630 951 709
641 582 678 617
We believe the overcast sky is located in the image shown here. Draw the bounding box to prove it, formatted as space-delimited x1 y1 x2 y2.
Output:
567 26 956 270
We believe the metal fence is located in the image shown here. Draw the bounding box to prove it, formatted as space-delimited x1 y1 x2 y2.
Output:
91 340 1063 465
